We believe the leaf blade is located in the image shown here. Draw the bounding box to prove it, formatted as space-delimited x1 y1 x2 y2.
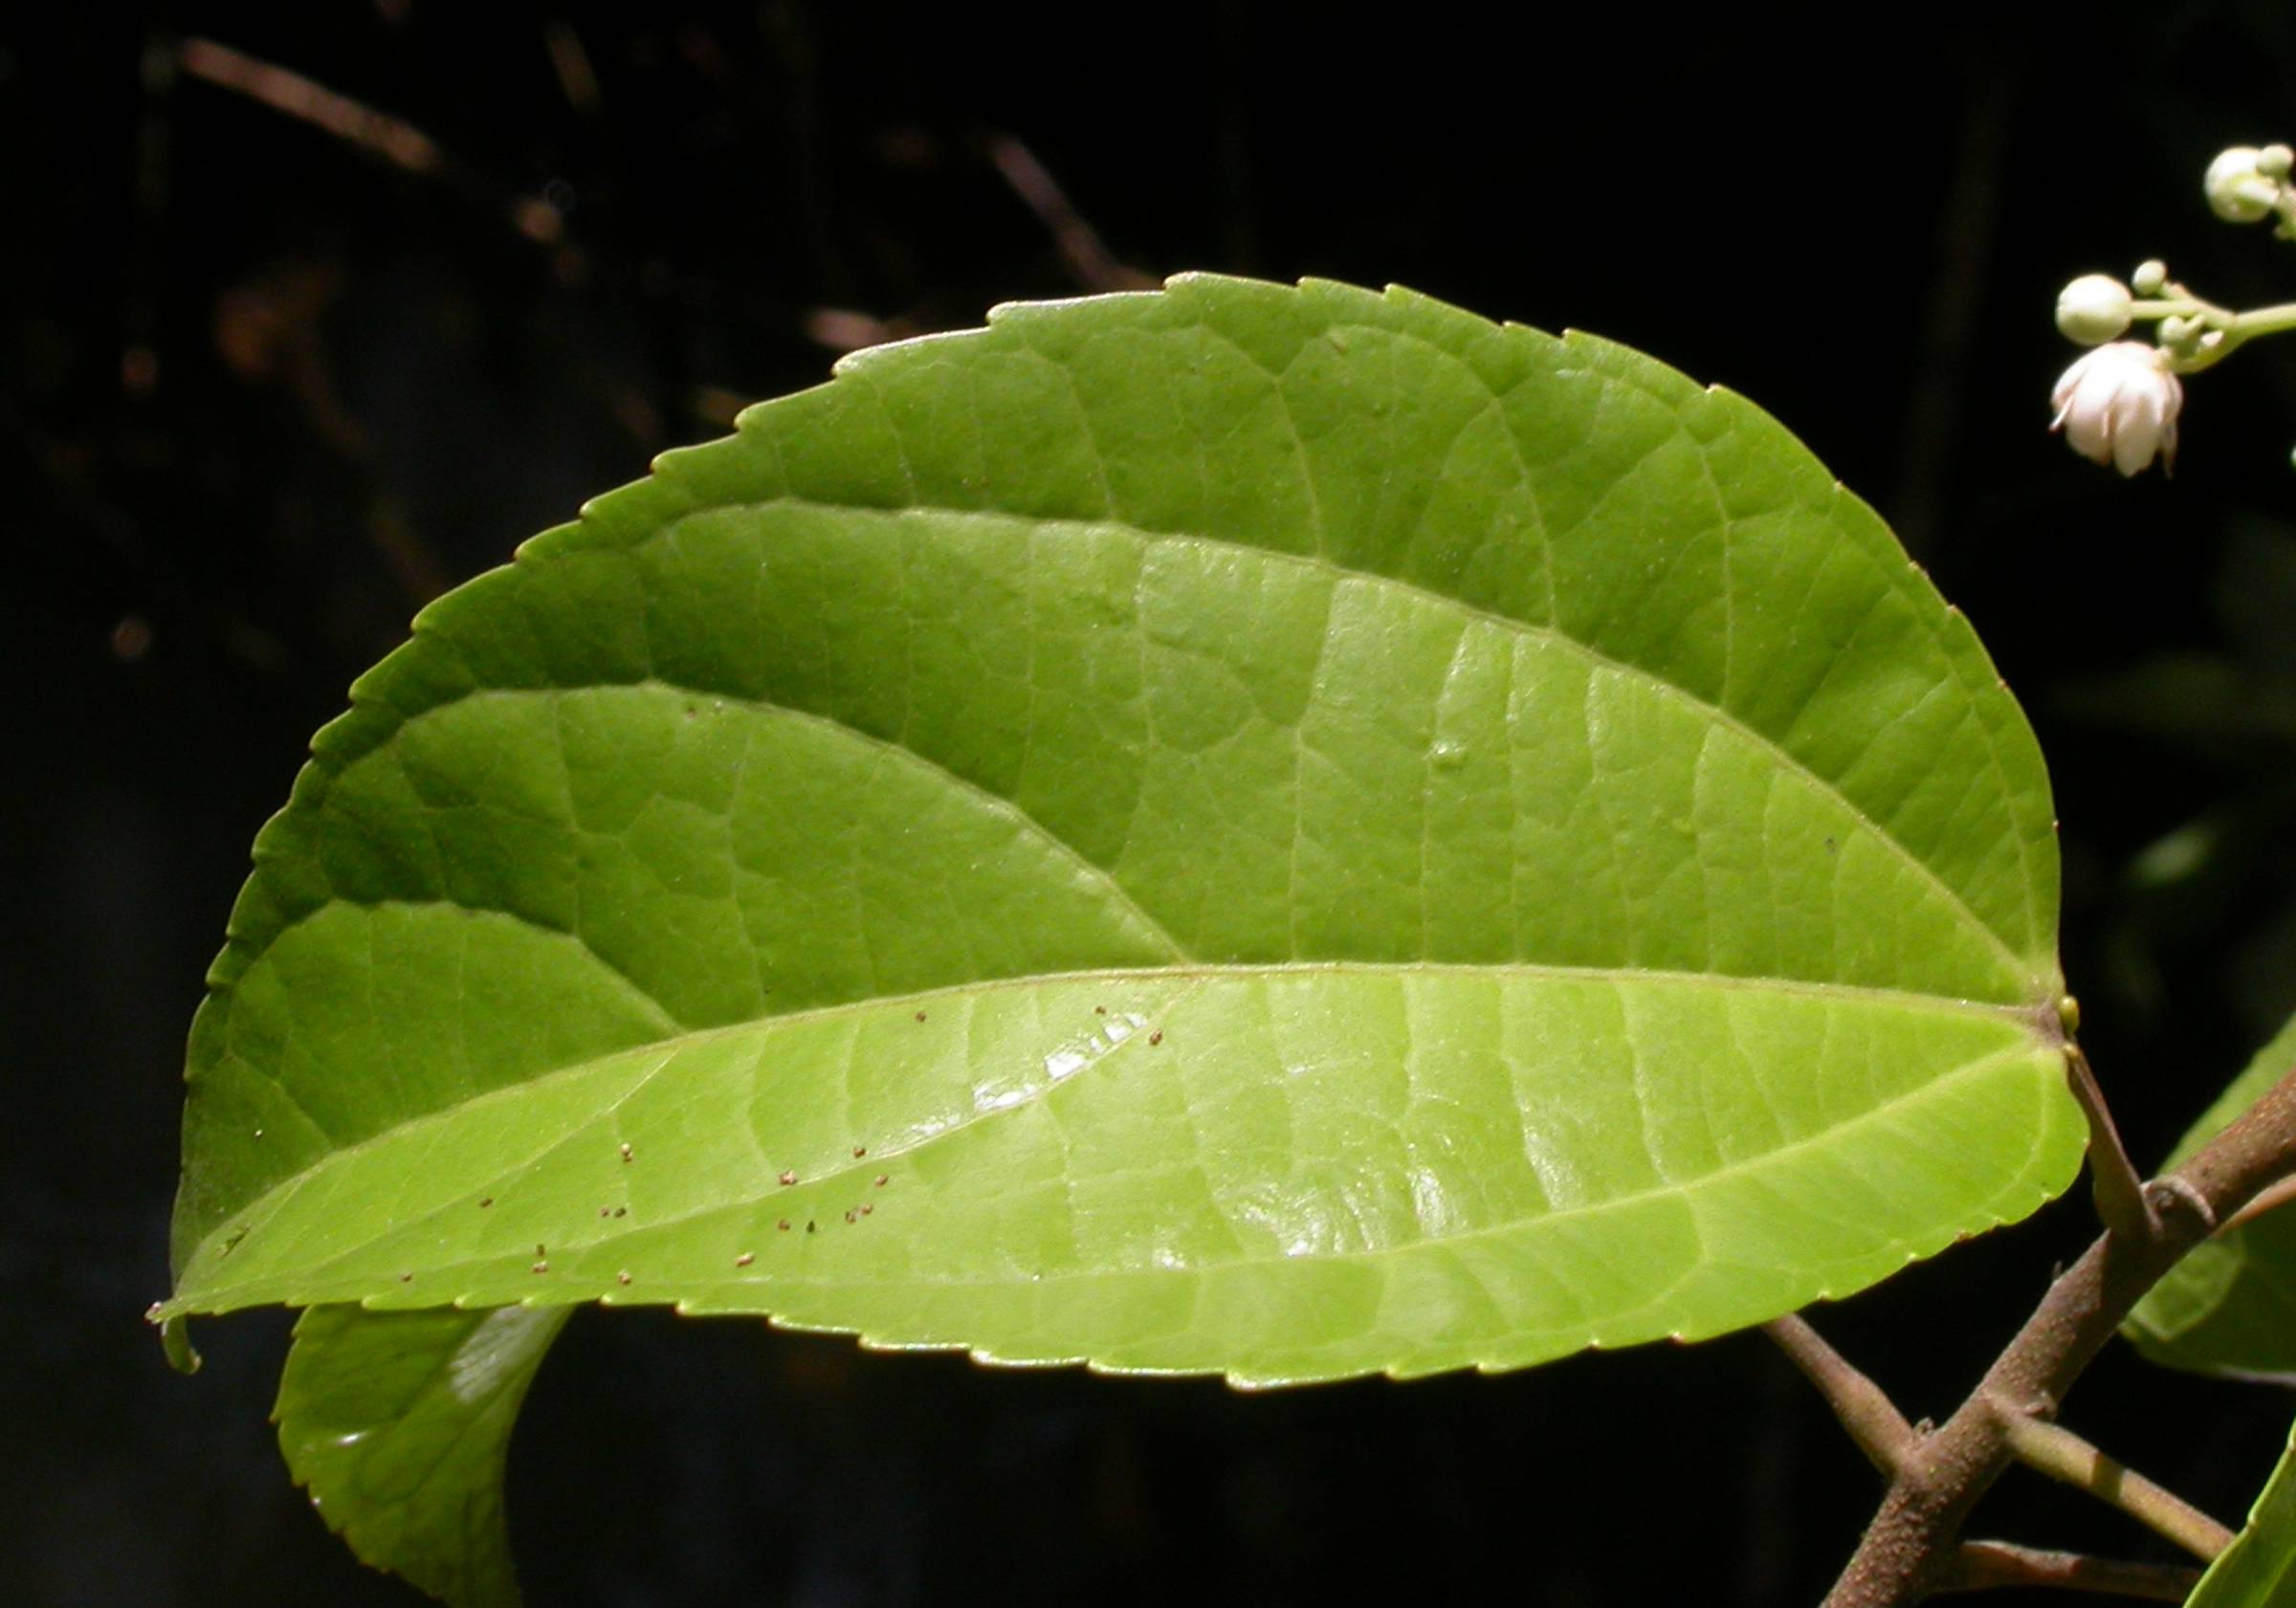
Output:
2127 1011 2296 1379
171 963 2074 1384
2187 1416 2296 1608
275 1304 571 1608
171 274 2076 1389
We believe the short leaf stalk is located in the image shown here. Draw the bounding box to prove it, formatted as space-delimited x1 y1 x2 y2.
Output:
1816 1061 2296 1606
1993 1413 2233 1562
2064 1043 2155 1245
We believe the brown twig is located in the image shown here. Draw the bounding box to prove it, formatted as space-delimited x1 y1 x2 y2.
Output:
177 36 565 244
1765 1314 1917 1478
177 36 439 172
1821 1060 2296 1605
984 133 1158 293
1941 1541 2200 1601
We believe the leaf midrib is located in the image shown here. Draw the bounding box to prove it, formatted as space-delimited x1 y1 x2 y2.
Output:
176 1031 2054 1319
182 955 2048 1282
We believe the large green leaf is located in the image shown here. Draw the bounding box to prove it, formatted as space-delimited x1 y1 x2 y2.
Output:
2127 1012 2296 1380
275 1304 569 1606
163 274 2080 1598
2188 1416 2296 1608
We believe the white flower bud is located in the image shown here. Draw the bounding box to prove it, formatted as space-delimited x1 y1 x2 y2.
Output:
2056 274 2134 343
2131 259 2169 297
2050 341 2183 476
2206 146 2282 223
2262 143 2296 179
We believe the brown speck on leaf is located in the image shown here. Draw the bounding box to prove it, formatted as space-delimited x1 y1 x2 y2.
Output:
612 1206 627 1218
1093 1004 1106 1015
860 1203 873 1216
617 1270 632 1286
537 1244 547 1259
599 1205 611 1217
806 1220 817 1233
778 1219 790 1231
478 1197 493 1208
874 1174 888 1187
853 1145 867 1157
844 1208 858 1223
1149 1030 1162 1046
735 1252 754 1267
531 1260 549 1274
399 1272 413 1282
620 1142 633 1162
915 1010 927 1022
779 1169 798 1186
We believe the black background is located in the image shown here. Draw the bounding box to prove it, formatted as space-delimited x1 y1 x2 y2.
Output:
12 4 2296 1604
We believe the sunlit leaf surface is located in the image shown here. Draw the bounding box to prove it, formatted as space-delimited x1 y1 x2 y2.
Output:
163 275 2078 1601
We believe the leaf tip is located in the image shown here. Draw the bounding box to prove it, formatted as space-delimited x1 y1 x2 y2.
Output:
158 1311 202 1376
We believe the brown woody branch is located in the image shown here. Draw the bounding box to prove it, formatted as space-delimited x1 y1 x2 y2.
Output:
1941 1541 2200 1601
1821 1060 2296 1605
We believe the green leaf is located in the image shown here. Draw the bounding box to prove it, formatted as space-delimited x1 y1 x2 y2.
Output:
2127 1012 2296 1380
163 274 2080 1597
276 1304 570 1607
2187 1416 2296 1608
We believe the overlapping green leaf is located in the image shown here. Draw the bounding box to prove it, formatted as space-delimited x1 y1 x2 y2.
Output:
2187 1415 2296 1608
162 275 2080 1599
275 1305 568 1606
2128 1012 2296 1380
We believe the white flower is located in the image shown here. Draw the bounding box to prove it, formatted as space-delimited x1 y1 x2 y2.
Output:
2050 341 2183 476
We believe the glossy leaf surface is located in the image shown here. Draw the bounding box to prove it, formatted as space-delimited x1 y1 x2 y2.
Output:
276 1304 569 1607
2128 1012 2296 1380
162 278 2083 1608
2188 1415 2296 1608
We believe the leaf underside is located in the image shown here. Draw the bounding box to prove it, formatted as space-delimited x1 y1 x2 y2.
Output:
163 275 2076 1602
2127 1010 2296 1381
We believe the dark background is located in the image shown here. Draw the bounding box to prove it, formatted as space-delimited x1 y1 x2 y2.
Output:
12 3 2296 1604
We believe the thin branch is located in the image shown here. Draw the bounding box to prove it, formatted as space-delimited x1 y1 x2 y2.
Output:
1995 1412 2234 1561
177 36 440 172
1765 1313 1917 1477
984 133 1159 293
1823 1058 2296 1606
177 37 566 244
2065 1044 2155 1244
542 19 603 116
2225 1170 2296 1232
1941 1541 2200 1601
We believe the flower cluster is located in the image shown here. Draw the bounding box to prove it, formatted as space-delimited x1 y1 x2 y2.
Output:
2048 141 2296 477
